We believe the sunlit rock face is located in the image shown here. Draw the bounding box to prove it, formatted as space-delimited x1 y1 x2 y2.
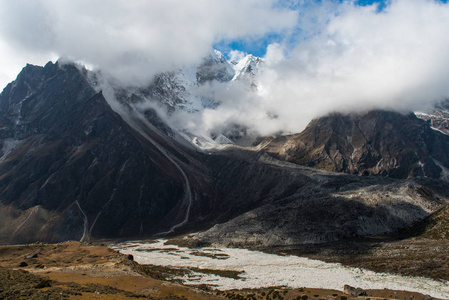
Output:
263 110 449 180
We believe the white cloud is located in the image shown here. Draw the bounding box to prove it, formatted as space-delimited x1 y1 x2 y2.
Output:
200 0 449 136
0 0 297 88
0 38 57 92
2 0 449 139
229 50 247 62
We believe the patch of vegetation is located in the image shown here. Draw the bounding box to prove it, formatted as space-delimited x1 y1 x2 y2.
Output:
133 247 181 253
190 267 244 279
0 266 146 299
165 237 212 248
125 261 189 280
409 203 449 239
126 259 244 280
190 250 230 260
34 279 51 289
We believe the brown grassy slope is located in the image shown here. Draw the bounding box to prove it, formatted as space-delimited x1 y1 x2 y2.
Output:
0 241 221 299
410 204 449 239
0 241 445 300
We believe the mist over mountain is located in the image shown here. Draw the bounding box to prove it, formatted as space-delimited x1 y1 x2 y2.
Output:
2 0 449 137
1 57 449 246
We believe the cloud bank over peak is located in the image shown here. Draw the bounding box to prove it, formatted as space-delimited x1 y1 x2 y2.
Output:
196 0 449 136
1 0 449 138
0 0 297 87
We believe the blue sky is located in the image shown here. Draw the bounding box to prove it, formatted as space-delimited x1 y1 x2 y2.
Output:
216 0 447 59
215 0 388 58
1 0 448 90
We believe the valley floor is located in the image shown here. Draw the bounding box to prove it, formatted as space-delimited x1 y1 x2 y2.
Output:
267 238 449 283
0 240 446 299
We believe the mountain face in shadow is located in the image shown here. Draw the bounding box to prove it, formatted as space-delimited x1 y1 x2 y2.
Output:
0 61 448 246
263 110 449 180
0 62 187 243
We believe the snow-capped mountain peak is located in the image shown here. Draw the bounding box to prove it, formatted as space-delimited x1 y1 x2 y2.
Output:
95 49 265 149
232 54 263 87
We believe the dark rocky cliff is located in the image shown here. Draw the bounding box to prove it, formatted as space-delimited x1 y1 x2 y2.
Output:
263 111 449 179
0 62 185 243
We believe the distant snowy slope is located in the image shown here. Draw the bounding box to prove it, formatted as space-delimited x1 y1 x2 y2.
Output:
232 54 262 89
415 99 449 136
95 49 263 149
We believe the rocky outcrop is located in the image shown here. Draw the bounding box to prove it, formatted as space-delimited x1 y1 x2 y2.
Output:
231 54 262 90
263 111 449 180
196 49 235 84
0 62 186 243
344 285 366 297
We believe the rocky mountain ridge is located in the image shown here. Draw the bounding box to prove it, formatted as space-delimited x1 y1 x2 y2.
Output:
262 110 449 180
1 59 449 246
0 61 187 243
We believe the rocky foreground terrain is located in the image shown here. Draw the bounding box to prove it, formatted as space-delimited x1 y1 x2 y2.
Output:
0 241 216 299
0 240 445 300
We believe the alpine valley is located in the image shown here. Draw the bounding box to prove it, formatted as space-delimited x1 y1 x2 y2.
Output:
1 50 449 251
